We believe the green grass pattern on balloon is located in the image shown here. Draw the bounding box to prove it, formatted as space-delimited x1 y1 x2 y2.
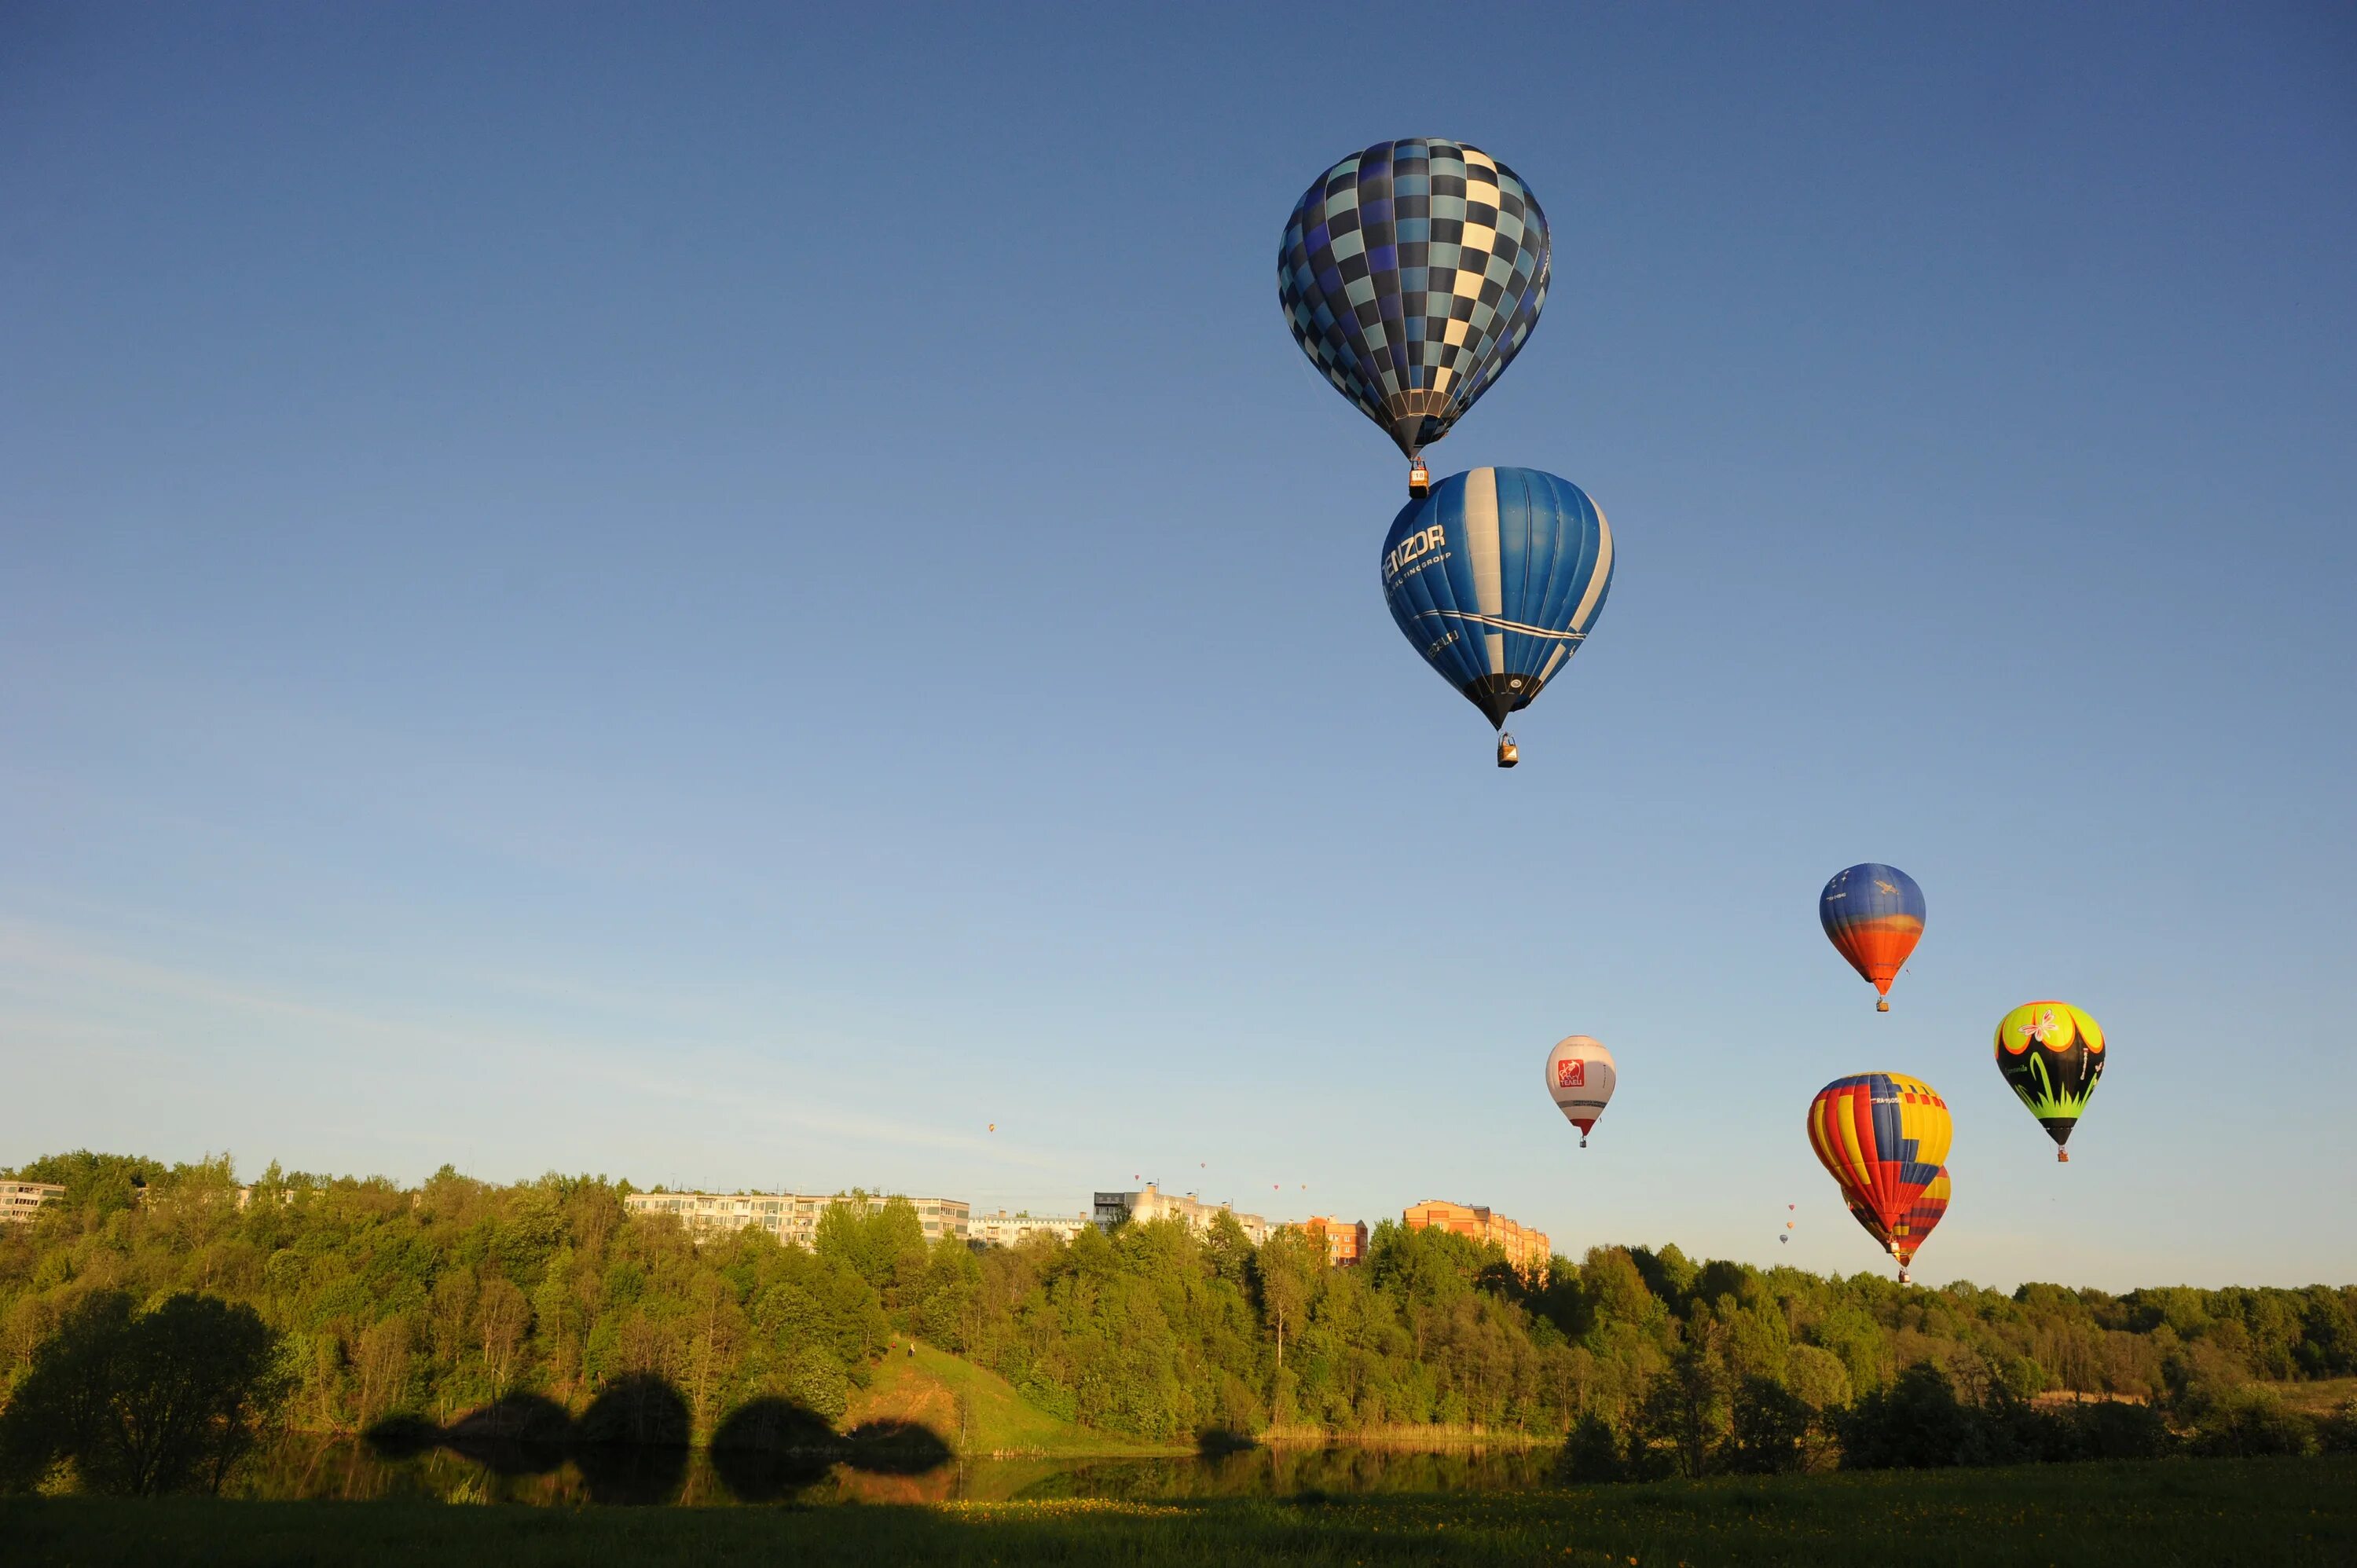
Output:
1995 1001 2106 1156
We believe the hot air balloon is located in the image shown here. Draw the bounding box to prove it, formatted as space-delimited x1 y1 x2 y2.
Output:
1806 1073 1951 1282
1384 467 1614 766
1543 1035 1617 1148
1995 1002 2106 1162
1280 139 1550 492
1846 1166 1950 1273
1820 864 1925 1011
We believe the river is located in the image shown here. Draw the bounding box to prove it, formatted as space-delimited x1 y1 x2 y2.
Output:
225 1435 1561 1506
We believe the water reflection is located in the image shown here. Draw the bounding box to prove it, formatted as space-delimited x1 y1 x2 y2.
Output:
229 1429 1555 1507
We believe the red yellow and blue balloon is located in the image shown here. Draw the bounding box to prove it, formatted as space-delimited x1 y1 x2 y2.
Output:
1806 1072 1952 1281
1846 1166 1950 1272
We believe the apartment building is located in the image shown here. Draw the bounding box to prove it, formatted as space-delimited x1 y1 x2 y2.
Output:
1402 1198 1550 1275
1302 1214 1368 1266
0 1181 64 1224
1093 1183 1269 1245
970 1209 1091 1247
625 1190 970 1245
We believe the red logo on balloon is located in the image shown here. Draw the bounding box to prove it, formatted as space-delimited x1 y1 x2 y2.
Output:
1557 1060 1585 1088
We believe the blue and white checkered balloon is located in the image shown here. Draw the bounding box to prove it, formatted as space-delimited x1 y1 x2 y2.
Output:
1280 140 1552 460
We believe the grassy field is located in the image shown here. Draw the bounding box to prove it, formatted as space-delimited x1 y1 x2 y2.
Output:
5 1455 2349 1566
2267 1377 2357 1417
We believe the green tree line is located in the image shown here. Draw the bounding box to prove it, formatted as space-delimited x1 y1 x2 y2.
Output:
4 1151 2352 1479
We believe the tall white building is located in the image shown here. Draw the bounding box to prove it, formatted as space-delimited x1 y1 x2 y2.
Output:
625 1189 969 1245
1093 1184 1268 1245
0 1181 64 1224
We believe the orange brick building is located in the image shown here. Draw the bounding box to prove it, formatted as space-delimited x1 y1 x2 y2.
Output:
1402 1199 1550 1276
1302 1214 1367 1266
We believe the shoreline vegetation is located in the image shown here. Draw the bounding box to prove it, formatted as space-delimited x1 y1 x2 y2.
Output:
3 1150 2353 1505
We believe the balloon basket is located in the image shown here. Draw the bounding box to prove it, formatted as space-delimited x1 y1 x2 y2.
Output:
1897 1269 1911 1284
1496 735 1519 768
1875 998 1890 1013
2058 1149 2069 1163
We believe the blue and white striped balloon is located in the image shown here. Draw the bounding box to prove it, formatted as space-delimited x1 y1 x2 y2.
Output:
1380 467 1615 729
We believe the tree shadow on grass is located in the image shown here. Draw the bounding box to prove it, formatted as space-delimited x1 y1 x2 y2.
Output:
438 1394 572 1476
363 1374 955 1506
709 1398 838 1504
572 1375 691 1504
841 1417 955 1475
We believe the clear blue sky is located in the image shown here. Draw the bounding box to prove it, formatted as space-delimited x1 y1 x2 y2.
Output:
4 4 2352 1291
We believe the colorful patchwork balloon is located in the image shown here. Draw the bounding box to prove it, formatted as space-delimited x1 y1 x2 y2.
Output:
1820 863 1925 1011
1806 1073 1952 1281
1279 139 1551 467
1846 1166 1950 1270
1995 1002 2106 1162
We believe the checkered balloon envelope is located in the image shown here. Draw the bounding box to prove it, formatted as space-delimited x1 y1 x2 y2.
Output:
1279 139 1552 460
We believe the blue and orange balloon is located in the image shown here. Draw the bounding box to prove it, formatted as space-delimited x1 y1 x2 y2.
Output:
1819 863 1925 1012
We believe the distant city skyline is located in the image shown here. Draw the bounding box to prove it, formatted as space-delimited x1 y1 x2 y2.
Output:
3 5 2352 1291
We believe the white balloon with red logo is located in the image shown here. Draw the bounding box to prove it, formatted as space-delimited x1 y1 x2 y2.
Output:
1543 1035 1617 1148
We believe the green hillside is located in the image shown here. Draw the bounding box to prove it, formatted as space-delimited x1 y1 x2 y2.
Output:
847 1341 1181 1457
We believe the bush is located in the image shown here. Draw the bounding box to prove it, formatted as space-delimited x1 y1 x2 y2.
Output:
1556 1412 1623 1484
2070 1398 2176 1460
1727 1375 1809 1474
0 1291 290 1495
2318 1400 2357 1456
1838 1364 1981 1469
2191 1388 2318 1458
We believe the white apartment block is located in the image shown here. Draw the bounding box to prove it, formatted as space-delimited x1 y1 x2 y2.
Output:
970 1208 1091 1247
624 1189 970 1246
0 1181 64 1223
1093 1183 1269 1245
